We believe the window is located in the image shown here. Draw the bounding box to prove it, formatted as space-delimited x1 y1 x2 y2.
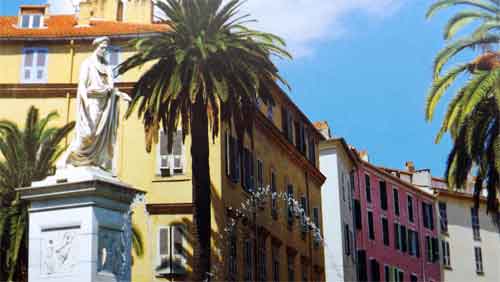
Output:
380 181 388 210
422 202 435 230
158 130 184 176
408 229 420 257
474 247 483 274
271 171 278 219
19 14 43 28
281 107 294 143
308 136 316 164
241 148 255 192
365 174 372 203
228 230 237 280
257 234 267 281
287 184 294 227
313 207 321 247
384 265 391 282
156 225 187 276
370 259 380 282
393 188 400 216
300 195 308 235
426 236 439 263
471 207 480 241
22 48 48 83
243 239 253 281
287 253 295 282
407 195 414 223
368 211 375 240
344 224 351 255
394 222 400 250
393 269 404 282
107 46 121 80
442 240 451 268
295 121 306 153
354 200 362 230
116 0 124 21
256 159 264 190
272 244 280 282
226 133 241 183
357 250 368 282
400 225 407 253
410 274 418 282
382 217 389 246
439 202 448 233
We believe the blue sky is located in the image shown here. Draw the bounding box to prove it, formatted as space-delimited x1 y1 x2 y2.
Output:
0 0 461 176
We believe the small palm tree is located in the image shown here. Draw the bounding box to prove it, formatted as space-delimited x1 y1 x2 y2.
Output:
0 106 75 281
425 0 500 211
118 0 290 280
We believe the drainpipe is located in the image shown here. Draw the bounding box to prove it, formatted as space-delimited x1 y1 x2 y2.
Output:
65 39 76 146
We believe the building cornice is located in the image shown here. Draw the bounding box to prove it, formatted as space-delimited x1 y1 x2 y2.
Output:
255 111 326 187
146 203 193 215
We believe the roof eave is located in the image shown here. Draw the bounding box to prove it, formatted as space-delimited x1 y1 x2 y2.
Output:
0 32 162 42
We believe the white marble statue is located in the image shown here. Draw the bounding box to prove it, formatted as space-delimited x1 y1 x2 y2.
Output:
58 36 131 171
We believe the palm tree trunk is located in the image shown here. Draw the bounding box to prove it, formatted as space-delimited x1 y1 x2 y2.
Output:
190 95 211 281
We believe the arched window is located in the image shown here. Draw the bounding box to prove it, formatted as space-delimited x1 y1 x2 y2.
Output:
116 0 124 21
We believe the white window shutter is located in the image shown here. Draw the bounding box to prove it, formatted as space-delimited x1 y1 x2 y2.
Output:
157 227 171 275
35 50 47 82
23 49 34 82
158 130 184 176
172 225 187 274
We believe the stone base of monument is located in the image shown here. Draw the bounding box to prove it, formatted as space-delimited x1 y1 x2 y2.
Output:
17 168 144 282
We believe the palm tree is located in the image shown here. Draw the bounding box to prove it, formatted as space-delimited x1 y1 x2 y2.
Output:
117 0 290 280
425 0 499 122
0 106 75 281
425 0 500 211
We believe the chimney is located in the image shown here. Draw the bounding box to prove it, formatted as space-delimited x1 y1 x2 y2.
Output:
78 1 95 26
359 150 369 162
405 161 415 173
313 121 331 139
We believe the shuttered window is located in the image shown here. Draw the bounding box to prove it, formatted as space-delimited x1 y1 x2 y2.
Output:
393 188 400 216
380 181 388 210
158 130 184 176
382 217 389 246
22 48 48 83
271 171 278 219
368 211 375 240
156 225 187 276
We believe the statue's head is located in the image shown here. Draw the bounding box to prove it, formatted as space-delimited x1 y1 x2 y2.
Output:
92 36 110 60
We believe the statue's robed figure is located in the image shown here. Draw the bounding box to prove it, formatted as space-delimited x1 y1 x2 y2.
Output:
58 36 130 170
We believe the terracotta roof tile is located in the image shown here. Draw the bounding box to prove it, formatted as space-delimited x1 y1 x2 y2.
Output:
0 15 168 40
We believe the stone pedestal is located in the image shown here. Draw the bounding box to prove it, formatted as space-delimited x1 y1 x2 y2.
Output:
17 168 144 282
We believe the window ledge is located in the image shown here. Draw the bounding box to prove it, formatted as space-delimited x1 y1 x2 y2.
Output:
153 175 191 182
444 265 452 270
476 271 484 276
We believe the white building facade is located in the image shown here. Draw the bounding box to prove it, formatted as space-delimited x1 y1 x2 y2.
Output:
319 138 357 282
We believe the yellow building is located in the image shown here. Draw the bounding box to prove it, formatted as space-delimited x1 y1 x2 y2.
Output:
0 1 326 281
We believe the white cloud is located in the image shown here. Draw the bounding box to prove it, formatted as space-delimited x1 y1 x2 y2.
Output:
236 0 405 57
47 0 80 14
47 0 404 57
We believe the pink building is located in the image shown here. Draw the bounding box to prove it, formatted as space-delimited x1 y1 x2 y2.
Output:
353 160 441 282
